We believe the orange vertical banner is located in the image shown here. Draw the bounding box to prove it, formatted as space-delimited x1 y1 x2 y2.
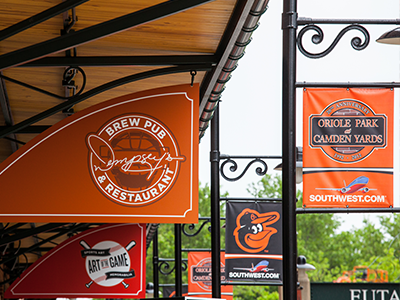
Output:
303 88 393 208
188 252 233 300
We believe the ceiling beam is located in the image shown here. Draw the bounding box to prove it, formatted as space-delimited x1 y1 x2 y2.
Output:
0 0 89 42
0 223 89 266
0 0 214 71
0 223 27 236
0 75 18 152
0 223 67 247
0 64 213 139
22 55 218 68
0 125 51 134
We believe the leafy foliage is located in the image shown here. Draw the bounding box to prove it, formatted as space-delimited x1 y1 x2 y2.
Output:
233 286 279 300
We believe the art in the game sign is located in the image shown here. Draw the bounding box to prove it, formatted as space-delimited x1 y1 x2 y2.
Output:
0 84 198 223
5 223 146 298
303 88 394 208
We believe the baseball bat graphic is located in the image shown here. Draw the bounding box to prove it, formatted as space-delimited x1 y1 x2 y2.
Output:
80 240 91 250
80 240 96 288
119 240 135 288
126 240 136 251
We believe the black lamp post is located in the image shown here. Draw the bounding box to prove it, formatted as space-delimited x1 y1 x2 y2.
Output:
282 0 298 300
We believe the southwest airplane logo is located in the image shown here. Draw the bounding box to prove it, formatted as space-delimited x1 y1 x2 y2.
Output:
234 260 273 273
316 176 376 194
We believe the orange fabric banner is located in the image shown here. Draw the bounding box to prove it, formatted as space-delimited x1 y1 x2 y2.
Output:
0 84 198 223
303 88 393 208
188 252 233 300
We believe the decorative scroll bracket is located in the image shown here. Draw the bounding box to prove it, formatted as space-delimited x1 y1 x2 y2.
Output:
297 23 370 59
219 155 281 182
0 66 86 101
182 219 211 237
158 259 187 276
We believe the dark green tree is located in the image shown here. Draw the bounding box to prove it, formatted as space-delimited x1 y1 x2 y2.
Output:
233 286 279 300
379 214 400 259
358 215 400 282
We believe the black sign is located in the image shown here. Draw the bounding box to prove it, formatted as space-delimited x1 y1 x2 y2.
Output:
311 283 400 300
310 116 386 147
225 201 282 283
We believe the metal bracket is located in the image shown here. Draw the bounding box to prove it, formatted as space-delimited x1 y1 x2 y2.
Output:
190 70 197 87
219 155 281 182
210 150 220 162
297 23 370 59
282 11 298 29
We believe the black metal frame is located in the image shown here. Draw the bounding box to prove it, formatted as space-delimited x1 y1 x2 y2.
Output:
4 0 400 299
0 0 90 42
219 155 281 182
21 55 218 68
150 106 286 298
0 64 212 139
210 105 222 298
0 0 267 141
282 1 298 299
281 1 400 298
0 0 245 148
0 75 17 151
0 223 101 285
0 0 270 293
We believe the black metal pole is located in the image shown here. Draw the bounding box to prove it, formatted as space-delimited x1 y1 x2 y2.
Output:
210 105 221 298
174 224 182 297
296 82 400 88
153 229 159 298
282 0 298 299
297 17 400 25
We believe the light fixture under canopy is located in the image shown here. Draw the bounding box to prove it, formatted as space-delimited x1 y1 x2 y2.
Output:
376 27 400 45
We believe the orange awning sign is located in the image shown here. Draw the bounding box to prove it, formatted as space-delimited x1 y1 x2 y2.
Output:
0 84 199 223
303 88 394 208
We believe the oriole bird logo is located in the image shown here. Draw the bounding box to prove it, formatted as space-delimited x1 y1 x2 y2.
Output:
233 209 280 253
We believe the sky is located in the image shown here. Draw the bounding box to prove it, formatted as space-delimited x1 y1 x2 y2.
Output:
198 0 400 232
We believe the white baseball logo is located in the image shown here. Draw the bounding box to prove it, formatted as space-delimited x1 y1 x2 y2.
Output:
86 114 185 206
80 240 136 288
